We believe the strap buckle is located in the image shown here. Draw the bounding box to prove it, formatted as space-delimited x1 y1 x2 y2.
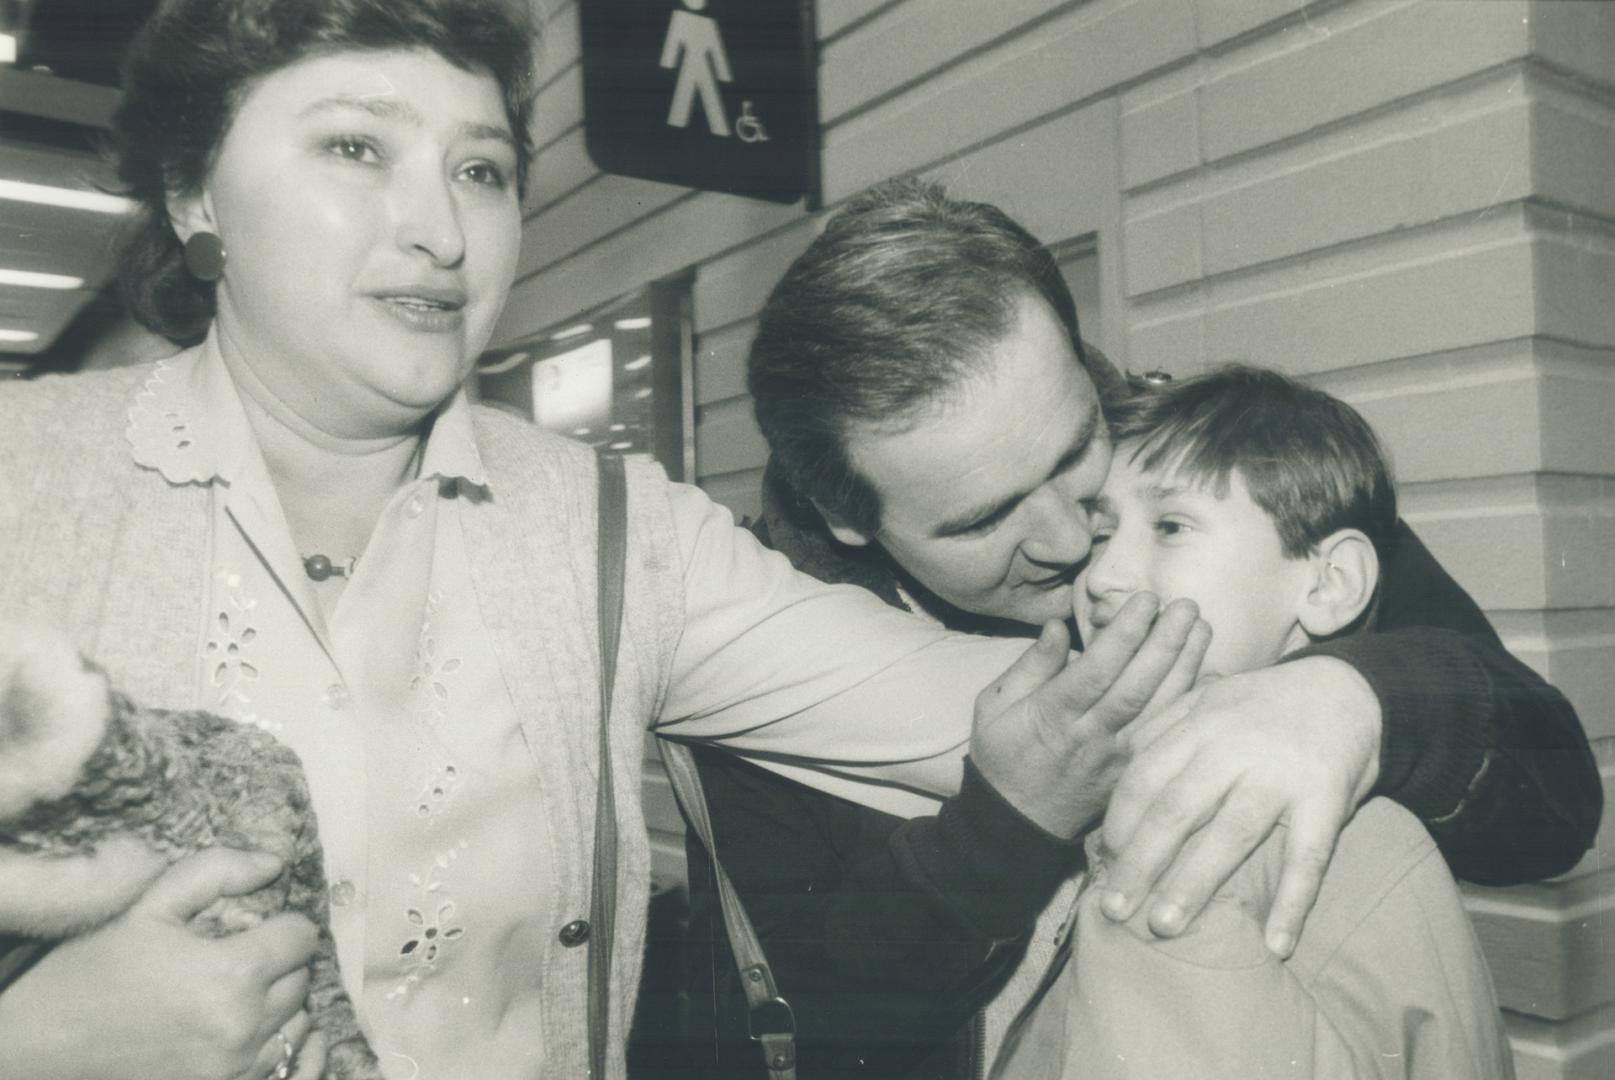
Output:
748 994 796 1041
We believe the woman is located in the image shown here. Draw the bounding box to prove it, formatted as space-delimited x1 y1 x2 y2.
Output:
0 3 1086 1077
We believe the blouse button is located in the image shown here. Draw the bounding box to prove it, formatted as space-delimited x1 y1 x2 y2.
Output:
405 494 425 519
558 919 591 947
324 683 350 710
329 880 357 907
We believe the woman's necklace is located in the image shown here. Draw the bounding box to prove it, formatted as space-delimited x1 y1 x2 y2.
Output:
302 553 358 581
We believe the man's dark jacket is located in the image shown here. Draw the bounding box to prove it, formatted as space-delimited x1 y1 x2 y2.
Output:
679 462 1601 1080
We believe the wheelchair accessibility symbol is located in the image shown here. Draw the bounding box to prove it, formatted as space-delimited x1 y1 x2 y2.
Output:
736 101 769 143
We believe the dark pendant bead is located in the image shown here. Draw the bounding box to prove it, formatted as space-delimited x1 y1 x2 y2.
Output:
304 554 334 581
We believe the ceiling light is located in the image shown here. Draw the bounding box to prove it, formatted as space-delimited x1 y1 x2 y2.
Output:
614 316 652 331
623 353 652 372
608 441 633 451
0 179 137 215
0 268 83 290
550 323 593 342
0 328 40 343
0 34 17 65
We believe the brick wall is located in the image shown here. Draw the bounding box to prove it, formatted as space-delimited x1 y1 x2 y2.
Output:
504 2 1615 1073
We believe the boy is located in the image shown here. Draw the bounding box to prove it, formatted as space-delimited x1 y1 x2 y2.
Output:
992 365 1513 1079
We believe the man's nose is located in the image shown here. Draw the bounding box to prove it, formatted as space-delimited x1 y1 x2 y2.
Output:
1020 487 1092 567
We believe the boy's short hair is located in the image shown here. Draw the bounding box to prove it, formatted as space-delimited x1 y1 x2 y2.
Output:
1106 365 1397 559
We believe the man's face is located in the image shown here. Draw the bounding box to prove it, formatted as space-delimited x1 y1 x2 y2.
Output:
1074 445 1312 676
832 293 1111 627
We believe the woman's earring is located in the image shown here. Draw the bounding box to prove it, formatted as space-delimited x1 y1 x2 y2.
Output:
183 231 227 282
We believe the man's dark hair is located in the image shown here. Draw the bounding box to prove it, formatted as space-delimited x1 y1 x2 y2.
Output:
113 0 539 343
748 178 1107 537
1107 365 1398 558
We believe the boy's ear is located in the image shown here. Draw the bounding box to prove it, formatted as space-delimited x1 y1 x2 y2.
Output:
812 499 877 548
1297 529 1379 639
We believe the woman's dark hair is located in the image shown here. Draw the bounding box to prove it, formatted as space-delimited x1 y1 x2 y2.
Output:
749 178 1107 537
114 0 539 342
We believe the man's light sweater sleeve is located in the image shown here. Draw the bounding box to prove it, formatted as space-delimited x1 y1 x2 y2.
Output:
653 482 1028 813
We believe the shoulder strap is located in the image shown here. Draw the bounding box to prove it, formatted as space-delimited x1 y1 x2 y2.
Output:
589 453 628 1078
659 738 798 1079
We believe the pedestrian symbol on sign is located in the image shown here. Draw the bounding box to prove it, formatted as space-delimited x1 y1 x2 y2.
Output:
660 0 732 137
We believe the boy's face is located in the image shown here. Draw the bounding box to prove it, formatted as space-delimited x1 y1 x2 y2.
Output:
1075 443 1313 677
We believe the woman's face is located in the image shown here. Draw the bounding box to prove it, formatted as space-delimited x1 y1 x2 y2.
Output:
173 49 522 437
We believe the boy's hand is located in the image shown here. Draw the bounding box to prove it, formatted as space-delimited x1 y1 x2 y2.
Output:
970 594 1209 840
1098 656 1382 956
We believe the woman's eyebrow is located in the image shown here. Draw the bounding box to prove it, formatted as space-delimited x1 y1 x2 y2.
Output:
299 95 514 149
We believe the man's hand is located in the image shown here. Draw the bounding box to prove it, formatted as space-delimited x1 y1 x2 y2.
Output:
0 847 319 1080
1099 655 1383 956
970 594 1209 840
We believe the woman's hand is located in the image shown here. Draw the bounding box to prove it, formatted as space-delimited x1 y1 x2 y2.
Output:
0 847 319 1080
1098 656 1383 957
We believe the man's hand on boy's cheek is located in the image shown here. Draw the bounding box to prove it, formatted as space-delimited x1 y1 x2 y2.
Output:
1097 656 1383 957
970 594 1208 841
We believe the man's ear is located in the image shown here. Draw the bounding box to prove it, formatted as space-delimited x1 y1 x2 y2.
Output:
812 499 876 548
165 186 216 247
1297 529 1378 639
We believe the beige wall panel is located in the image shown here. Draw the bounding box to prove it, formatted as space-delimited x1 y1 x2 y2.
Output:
691 219 819 334
698 466 766 523
819 0 1092 123
1468 874 1615 1021
1128 229 1538 375
1199 0 1529 164
1402 475 1615 613
924 102 1122 256
519 174 688 276
1350 374 1545 486
1120 78 1200 190
1199 101 1531 280
1532 91 1615 223
694 396 768 479
535 0 582 78
1192 0 1306 50
1534 217 1615 350
818 0 896 41
530 63 583 153
525 128 597 216
1528 0 1615 90
822 0 1193 202
497 191 797 343
1508 1001 1615 1080
1122 198 1202 297
692 320 756 407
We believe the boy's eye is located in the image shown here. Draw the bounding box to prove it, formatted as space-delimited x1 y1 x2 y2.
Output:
1153 518 1190 538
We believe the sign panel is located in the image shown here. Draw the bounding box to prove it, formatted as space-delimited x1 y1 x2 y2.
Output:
578 0 819 206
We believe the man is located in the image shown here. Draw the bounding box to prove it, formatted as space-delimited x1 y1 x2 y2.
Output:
681 179 1599 1078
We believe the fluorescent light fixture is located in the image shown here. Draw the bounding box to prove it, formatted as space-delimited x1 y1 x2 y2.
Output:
0 268 83 290
609 422 627 432
0 328 40 343
633 387 653 400
623 353 652 372
608 441 633 451
0 179 137 215
613 316 652 331
0 34 17 64
550 323 593 342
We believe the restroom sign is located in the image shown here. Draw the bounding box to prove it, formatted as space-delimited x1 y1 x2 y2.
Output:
579 0 820 205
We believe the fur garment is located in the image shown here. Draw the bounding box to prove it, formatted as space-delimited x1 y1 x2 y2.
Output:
0 623 379 1078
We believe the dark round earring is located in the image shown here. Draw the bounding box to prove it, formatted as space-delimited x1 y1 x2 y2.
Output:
182 231 227 282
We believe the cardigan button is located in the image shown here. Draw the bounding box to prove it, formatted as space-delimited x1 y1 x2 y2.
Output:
558 919 591 947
